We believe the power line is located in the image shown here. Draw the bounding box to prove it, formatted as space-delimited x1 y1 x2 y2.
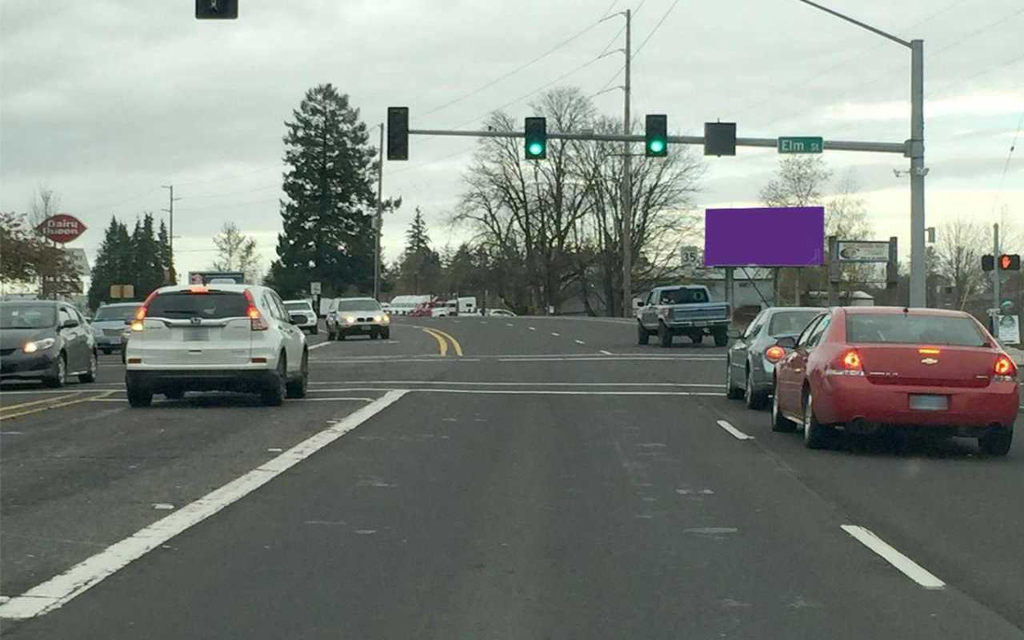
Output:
931 4 1024 56
633 0 682 59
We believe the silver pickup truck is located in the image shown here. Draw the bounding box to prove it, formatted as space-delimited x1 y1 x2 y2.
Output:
636 285 732 347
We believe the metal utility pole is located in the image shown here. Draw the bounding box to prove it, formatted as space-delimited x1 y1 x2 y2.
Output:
621 8 633 318
993 223 1001 314
161 185 181 284
374 123 385 300
796 0 926 307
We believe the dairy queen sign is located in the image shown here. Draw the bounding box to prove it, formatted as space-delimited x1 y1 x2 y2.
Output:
36 214 87 244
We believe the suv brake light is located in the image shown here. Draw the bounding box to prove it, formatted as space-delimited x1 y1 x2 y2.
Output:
244 290 269 331
764 345 786 363
994 355 1016 381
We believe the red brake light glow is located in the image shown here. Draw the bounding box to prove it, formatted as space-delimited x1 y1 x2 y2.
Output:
244 290 269 331
765 345 786 363
189 285 209 294
994 355 1016 379
843 350 862 371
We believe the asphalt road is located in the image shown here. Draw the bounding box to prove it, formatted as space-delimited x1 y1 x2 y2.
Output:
1 316 1023 638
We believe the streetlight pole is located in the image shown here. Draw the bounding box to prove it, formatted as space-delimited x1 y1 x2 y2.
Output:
796 0 926 307
161 185 181 284
374 123 384 300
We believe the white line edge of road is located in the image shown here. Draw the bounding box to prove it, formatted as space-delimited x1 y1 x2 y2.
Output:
0 390 409 621
310 381 725 388
308 342 333 351
716 419 754 441
841 525 945 590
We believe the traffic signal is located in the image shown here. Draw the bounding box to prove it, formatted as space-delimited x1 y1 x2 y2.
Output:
645 114 668 157
1000 254 1021 270
195 0 238 19
387 107 409 161
982 255 995 271
524 117 547 160
704 122 736 156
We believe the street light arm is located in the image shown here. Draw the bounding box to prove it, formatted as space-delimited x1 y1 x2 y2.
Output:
795 0 911 48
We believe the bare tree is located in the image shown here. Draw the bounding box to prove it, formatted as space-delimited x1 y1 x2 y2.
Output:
934 218 986 310
760 156 831 208
211 222 261 283
28 185 61 229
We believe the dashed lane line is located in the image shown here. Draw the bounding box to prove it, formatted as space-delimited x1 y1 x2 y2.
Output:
715 419 754 441
841 525 945 590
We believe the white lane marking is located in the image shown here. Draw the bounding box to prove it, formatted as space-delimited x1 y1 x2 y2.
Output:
551 332 561 337
841 525 945 590
497 357 723 363
308 342 332 351
506 323 514 327
310 381 723 388
529 327 537 331
152 503 174 511
313 359 481 364
716 420 754 441
0 389 106 396
575 340 586 345
395 389 721 397
299 397 375 402
600 350 613 355
0 390 408 620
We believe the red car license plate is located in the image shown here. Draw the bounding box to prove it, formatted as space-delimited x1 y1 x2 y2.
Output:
909 394 948 411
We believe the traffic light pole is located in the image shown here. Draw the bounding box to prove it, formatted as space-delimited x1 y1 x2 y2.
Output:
621 8 633 318
374 123 384 300
993 223 1000 319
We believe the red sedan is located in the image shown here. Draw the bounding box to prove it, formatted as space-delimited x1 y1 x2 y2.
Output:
771 307 1017 455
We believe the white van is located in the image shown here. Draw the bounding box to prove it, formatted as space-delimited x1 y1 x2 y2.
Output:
389 295 431 316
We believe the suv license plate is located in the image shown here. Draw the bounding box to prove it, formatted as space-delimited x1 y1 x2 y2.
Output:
183 329 210 342
909 394 948 411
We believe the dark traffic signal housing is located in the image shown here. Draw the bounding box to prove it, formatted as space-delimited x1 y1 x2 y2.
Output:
704 122 736 157
524 117 547 160
387 107 409 161
196 0 238 19
982 255 995 271
645 114 668 157
1000 254 1021 270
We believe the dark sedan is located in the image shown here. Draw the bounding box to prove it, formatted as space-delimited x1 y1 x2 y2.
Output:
0 300 97 387
725 306 821 409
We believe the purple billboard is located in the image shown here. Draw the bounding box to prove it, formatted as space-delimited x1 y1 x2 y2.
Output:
704 206 825 267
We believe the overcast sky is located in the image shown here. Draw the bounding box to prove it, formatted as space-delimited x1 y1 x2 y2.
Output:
2 0 1022 283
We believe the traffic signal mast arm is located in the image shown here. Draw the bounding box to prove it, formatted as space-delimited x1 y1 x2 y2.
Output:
404 127 909 156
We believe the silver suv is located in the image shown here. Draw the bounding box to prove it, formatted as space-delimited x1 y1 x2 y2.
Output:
326 297 390 341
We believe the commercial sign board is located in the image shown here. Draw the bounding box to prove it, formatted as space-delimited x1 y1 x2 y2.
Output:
704 207 825 268
37 214 87 244
835 241 891 263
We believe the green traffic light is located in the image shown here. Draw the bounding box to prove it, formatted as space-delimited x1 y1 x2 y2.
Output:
649 139 665 154
528 142 545 157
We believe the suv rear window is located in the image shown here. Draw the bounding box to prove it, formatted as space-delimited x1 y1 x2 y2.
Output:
94 305 141 322
846 314 988 347
146 292 249 320
284 301 312 312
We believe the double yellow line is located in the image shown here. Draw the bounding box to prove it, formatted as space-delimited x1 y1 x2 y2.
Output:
0 390 115 421
421 328 463 357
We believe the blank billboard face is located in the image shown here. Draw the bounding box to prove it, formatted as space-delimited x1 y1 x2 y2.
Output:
704 207 825 267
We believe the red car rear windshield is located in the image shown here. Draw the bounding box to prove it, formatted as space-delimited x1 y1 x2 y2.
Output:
147 292 249 320
846 314 988 347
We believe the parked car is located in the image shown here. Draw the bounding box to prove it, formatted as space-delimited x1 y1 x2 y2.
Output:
326 298 390 340
283 299 319 335
487 309 517 317
91 302 142 354
636 285 731 347
432 301 457 317
0 300 97 387
389 295 431 316
725 307 822 409
408 301 434 318
124 283 308 407
771 307 1017 455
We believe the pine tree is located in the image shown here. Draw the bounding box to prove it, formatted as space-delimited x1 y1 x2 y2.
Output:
131 213 165 300
396 208 442 293
158 220 175 284
266 84 394 297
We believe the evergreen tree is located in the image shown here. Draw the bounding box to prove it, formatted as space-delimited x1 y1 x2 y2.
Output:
87 218 120 309
396 208 442 293
131 213 165 300
158 220 175 284
266 84 396 297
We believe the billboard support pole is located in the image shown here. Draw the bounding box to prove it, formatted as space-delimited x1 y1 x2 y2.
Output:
827 236 838 307
724 267 734 308
795 268 802 306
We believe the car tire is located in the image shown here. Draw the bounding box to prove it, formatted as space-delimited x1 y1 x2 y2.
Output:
381 328 391 340
658 322 672 348
44 352 68 388
127 382 153 408
979 425 1013 456
327 331 336 341
338 333 346 341
713 329 728 347
78 350 98 383
771 378 796 433
638 323 650 345
370 328 380 340
725 358 743 399
286 350 309 399
262 355 287 406
311 326 318 335
164 388 185 400
744 368 767 410
802 390 834 449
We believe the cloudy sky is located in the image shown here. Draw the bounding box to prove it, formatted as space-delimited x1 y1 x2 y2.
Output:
2 0 1022 283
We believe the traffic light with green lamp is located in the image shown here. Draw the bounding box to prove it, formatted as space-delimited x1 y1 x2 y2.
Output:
524 117 547 160
645 114 668 157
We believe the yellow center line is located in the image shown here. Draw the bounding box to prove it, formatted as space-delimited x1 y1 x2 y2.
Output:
421 328 448 357
430 328 464 357
0 392 84 414
0 391 116 421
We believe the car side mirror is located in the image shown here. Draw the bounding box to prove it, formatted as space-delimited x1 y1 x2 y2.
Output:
775 336 797 349
289 314 305 325
633 300 644 309
61 319 80 329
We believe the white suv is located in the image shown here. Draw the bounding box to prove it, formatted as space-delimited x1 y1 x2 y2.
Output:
124 284 308 407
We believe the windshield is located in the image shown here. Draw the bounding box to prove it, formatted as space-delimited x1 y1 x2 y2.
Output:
145 292 249 320
659 288 708 304
94 305 141 322
768 311 820 337
0 305 57 329
284 302 312 312
846 314 988 347
336 299 380 312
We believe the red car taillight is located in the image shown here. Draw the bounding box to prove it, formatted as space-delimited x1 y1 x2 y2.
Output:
842 349 862 372
132 290 159 331
765 345 786 363
244 290 269 331
994 355 1016 381
826 348 864 377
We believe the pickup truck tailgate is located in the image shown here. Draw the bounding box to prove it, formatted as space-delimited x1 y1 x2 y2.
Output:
672 303 730 323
